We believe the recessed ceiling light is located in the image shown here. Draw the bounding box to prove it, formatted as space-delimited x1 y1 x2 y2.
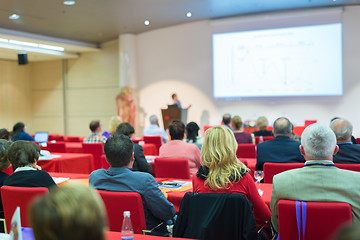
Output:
9 40 38 47
144 20 150 26
187 12 192 18
0 38 8 43
9 14 20 20
63 1 76 5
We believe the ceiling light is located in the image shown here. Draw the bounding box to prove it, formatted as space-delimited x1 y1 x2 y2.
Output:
0 38 8 43
9 40 38 47
9 14 20 20
186 12 192 18
144 20 150 26
63 1 76 5
39 44 64 51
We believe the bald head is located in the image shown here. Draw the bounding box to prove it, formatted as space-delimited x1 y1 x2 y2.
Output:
273 117 292 137
330 119 353 143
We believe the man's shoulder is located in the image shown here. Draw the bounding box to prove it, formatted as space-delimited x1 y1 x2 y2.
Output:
339 144 360 151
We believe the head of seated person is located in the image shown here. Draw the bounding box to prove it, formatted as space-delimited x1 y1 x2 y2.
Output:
90 120 102 134
0 129 10 141
300 123 338 161
231 116 243 131
108 116 122 136
256 116 269 131
105 134 134 168
186 122 200 143
273 117 292 138
330 118 353 143
0 139 11 171
169 120 185 141
201 126 249 190
29 182 107 240
11 122 26 140
115 122 135 138
8 140 40 170
222 113 231 126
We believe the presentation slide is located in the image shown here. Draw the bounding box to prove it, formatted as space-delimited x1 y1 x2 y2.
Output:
213 23 343 98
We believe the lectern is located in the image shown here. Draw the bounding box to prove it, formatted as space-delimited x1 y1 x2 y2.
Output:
161 108 188 130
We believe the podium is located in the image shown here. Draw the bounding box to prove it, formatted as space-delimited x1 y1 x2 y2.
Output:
161 108 188 130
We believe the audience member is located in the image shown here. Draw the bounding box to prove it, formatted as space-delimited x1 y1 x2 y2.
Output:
256 117 305 170
253 116 273 137
83 120 107 143
290 123 301 142
103 115 122 138
159 120 201 177
4 141 56 189
11 122 35 142
336 224 360 240
89 135 175 236
0 140 11 220
115 122 152 174
330 118 360 163
231 116 253 144
185 122 203 150
192 126 271 225
331 117 356 144
270 123 360 232
29 182 106 240
144 115 169 144
0 129 10 140
222 113 232 130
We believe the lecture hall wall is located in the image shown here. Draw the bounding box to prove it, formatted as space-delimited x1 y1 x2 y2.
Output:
2 6 360 137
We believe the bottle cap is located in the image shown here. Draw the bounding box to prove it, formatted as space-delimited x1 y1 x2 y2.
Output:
123 211 130 217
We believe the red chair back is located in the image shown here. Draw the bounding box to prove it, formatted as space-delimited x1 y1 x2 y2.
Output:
46 142 67 153
304 120 317 127
143 136 162 155
142 144 157 156
203 125 214 134
97 190 146 233
82 143 104 170
263 163 303 183
293 126 306 137
65 136 81 142
101 155 110 169
154 158 190 179
48 134 65 142
278 200 352 240
335 163 360 172
1 186 48 232
255 136 274 145
236 144 256 158
356 138 360 144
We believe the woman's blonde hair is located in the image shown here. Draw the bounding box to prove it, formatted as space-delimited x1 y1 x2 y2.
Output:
109 116 122 135
256 116 269 130
29 182 107 240
231 116 243 130
201 126 249 190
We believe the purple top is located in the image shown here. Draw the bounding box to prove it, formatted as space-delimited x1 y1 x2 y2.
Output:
234 132 253 144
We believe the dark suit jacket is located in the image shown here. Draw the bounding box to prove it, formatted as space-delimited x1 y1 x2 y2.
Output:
333 144 360 164
256 136 305 170
133 144 153 174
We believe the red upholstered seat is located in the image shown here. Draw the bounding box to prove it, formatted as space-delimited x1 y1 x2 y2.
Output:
263 163 303 183
48 134 65 142
65 136 81 142
97 190 146 234
82 143 103 170
304 120 317 127
278 200 352 240
293 126 306 137
100 155 110 169
334 163 360 172
203 125 213 134
236 144 256 158
1 186 48 232
143 136 162 155
255 136 274 145
154 158 190 179
46 142 67 153
142 143 157 156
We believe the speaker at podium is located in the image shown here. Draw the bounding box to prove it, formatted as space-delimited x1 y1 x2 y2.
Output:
161 106 188 130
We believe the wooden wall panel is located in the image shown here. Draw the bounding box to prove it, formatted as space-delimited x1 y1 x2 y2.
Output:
31 117 64 134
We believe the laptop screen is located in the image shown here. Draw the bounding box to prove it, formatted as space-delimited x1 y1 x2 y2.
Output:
34 132 49 143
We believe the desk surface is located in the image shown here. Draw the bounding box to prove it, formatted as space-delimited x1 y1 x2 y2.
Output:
38 153 94 174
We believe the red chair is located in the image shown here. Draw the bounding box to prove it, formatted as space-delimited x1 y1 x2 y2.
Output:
1 186 48 232
142 143 157 156
236 144 256 158
278 200 352 240
203 125 214 134
101 155 110 169
143 136 162 155
335 163 360 172
154 158 190 179
304 120 317 127
131 137 144 145
255 136 274 145
65 136 81 142
82 143 103 170
263 163 303 183
48 134 65 142
97 190 146 233
46 142 67 153
356 138 360 144
293 126 306 137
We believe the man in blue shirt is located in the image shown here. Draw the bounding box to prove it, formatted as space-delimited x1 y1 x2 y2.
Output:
89 135 175 236
143 115 169 144
331 118 360 163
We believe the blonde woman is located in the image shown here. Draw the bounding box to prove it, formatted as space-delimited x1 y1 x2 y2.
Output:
253 116 273 137
192 126 271 224
231 116 252 144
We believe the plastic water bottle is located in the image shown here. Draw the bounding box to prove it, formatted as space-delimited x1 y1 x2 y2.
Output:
121 211 134 240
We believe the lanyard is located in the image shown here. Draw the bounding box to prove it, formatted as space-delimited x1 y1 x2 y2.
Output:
303 163 335 167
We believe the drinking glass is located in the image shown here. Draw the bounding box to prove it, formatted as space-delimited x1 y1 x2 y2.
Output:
254 170 264 195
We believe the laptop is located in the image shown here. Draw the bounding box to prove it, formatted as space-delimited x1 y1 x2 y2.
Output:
34 132 49 143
